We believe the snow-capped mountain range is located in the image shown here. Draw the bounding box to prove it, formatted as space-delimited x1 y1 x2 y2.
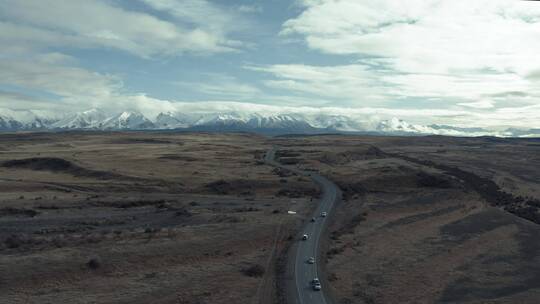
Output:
0 108 538 137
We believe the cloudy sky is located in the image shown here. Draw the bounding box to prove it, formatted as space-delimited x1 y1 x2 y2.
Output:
0 0 539 128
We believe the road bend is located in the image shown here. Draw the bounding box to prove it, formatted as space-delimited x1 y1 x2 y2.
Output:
265 147 340 304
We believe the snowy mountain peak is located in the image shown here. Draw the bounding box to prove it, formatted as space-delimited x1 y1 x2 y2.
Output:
155 112 196 129
53 108 108 129
0 107 538 137
102 111 154 129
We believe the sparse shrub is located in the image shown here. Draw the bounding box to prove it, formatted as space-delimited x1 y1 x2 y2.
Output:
211 215 243 223
276 189 301 198
144 272 157 279
107 199 166 209
242 264 265 277
365 273 383 287
87 258 101 270
156 202 172 210
416 172 452 188
327 246 345 258
5 234 26 249
331 213 366 240
506 206 540 223
233 207 259 213
338 181 367 200
0 207 39 217
175 207 192 217
273 167 294 177
527 199 540 208
52 236 65 248
85 234 102 244
205 180 231 194
278 157 300 165
36 205 59 210
328 273 338 282
353 289 375 304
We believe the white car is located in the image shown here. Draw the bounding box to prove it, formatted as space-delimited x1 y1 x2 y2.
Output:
312 278 321 291
307 257 315 264
302 234 308 240
321 212 327 217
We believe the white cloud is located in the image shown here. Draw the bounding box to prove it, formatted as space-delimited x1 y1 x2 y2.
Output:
1 0 538 130
0 91 56 112
156 100 539 128
282 0 540 108
383 72 531 100
247 64 392 103
0 53 178 117
284 0 540 73
0 0 252 117
0 58 120 101
458 100 494 109
0 0 242 57
150 100 539 128
175 74 262 100
140 0 247 33
238 5 263 13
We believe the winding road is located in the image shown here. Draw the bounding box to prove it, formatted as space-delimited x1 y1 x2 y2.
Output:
265 147 340 304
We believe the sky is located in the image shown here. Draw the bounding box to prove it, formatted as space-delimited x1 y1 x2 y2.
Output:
0 0 539 128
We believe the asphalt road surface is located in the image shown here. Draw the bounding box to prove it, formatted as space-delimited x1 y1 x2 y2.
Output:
265 148 340 304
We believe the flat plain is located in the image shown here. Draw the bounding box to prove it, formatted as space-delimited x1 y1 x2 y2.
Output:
1 132 539 304
0 132 319 304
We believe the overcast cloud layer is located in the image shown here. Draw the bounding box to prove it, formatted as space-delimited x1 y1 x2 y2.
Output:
0 0 539 128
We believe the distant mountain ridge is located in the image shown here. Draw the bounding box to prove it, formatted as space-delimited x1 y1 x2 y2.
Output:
0 108 538 137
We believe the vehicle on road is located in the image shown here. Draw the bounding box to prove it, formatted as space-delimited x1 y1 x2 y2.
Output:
266 147 338 301
312 278 321 291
